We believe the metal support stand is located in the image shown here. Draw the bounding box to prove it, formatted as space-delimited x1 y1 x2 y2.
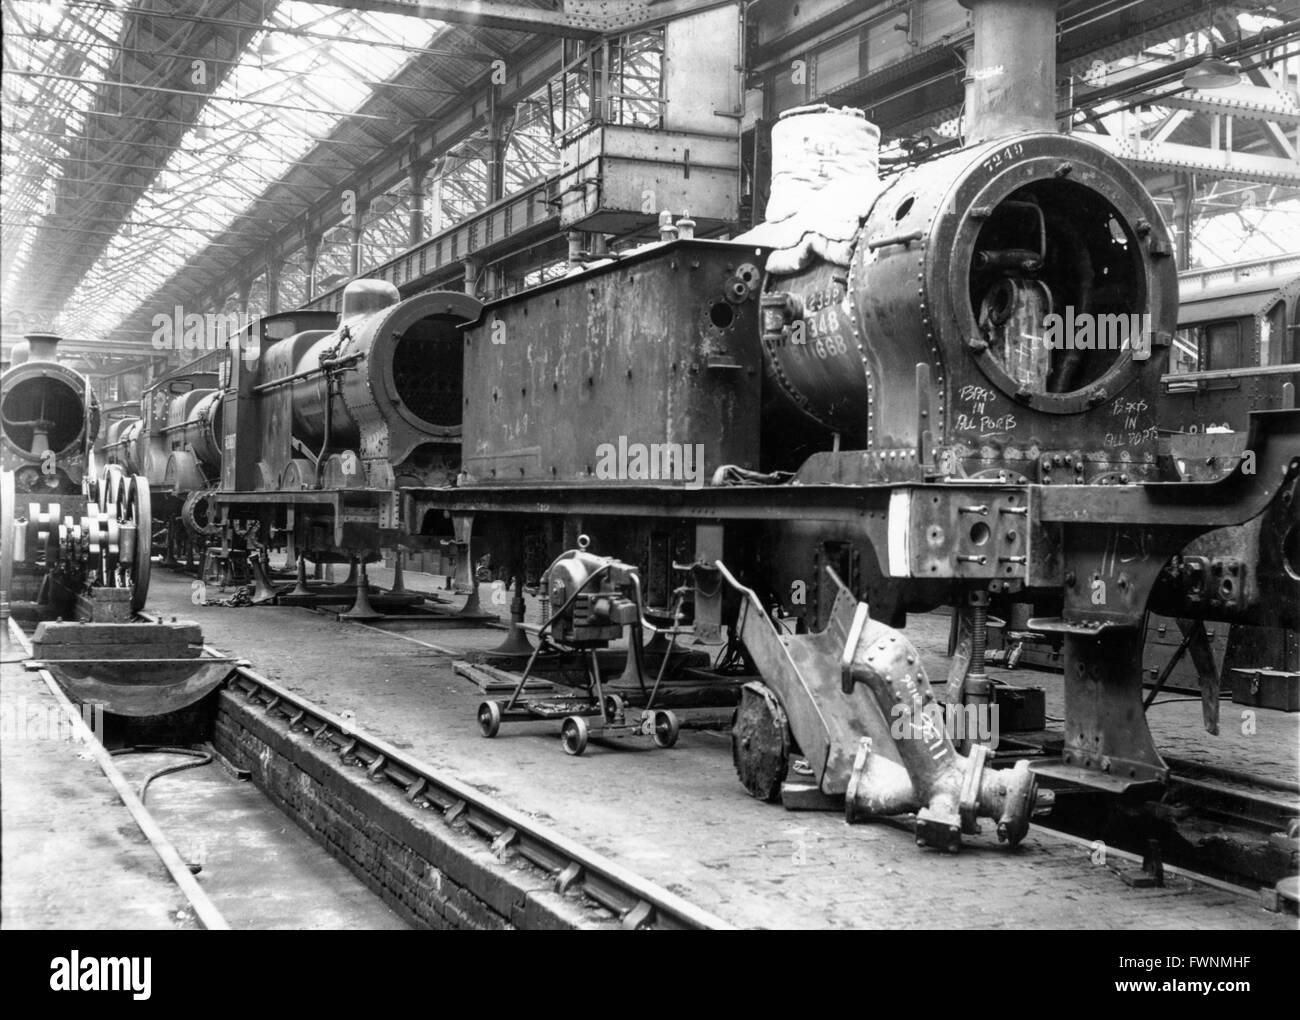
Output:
290 554 312 597
248 552 279 604
1060 627 1168 788
389 549 410 595
339 558 382 622
490 573 534 657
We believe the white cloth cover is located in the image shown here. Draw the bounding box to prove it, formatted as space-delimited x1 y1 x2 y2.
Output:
737 104 884 275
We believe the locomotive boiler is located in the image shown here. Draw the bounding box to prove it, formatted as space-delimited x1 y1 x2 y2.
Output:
103 349 227 563
1 333 152 618
401 0 1299 837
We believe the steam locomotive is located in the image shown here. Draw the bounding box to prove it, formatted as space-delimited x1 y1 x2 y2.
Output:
75 0 1293 840
400 0 1297 809
1 333 152 619
101 348 226 566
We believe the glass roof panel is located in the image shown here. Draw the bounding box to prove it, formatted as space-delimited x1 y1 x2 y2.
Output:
1 0 128 310
30 1 445 340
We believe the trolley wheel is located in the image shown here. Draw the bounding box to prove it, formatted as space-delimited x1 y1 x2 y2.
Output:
652 709 680 749
477 700 502 738
560 715 589 756
603 693 624 722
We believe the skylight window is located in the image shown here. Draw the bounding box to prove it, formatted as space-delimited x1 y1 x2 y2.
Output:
49 1 444 339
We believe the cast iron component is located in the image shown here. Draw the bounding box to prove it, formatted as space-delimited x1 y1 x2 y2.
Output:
840 602 1042 850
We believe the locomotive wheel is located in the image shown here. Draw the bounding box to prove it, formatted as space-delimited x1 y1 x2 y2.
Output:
731 683 791 802
122 475 152 612
652 709 680 749
560 715 589 756
98 464 126 513
477 700 502 738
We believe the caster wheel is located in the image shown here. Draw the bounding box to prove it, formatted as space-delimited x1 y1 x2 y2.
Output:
652 709 680 749
477 701 501 738
560 715 589 756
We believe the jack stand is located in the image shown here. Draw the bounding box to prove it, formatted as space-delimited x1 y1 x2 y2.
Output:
339 559 382 622
341 559 357 589
389 550 410 595
490 574 534 657
248 552 279 604
947 590 994 753
964 590 994 751
290 555 312 597
460 579 482 616
616 624 649 688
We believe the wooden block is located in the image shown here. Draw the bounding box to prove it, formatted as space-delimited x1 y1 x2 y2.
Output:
452 660 553 693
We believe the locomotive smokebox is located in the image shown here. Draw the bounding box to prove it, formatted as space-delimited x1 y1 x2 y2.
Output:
1 332 99 489
960 0 1059 144
755 0 1178 483
254 281 479 490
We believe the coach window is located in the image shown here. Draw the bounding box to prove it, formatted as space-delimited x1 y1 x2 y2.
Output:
1170 327 1199 376
1202 320 1242 370
1262 300 1286 365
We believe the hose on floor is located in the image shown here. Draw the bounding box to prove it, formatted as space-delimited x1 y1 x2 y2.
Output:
109 745 214 805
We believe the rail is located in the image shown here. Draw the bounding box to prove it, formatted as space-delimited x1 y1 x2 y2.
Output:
222 661 734 930
1162 362 1300 385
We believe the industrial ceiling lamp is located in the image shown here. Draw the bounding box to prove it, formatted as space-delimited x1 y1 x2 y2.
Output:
259 31 288 58
1183 55 1241 89
1183 2 1241 89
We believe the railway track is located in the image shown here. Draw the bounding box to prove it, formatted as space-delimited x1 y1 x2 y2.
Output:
285 593 1300 897
220 662 734 930
10 604 733 930
1026 749 1298 891
28 567 1295 920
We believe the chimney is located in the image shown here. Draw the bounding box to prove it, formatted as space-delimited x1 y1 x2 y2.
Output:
340 279 399 321
24 332 61 361
961 0 1060 145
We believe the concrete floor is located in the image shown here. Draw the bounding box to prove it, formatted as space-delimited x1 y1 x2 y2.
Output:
170 566 1297 930
109 752 406 930
284 560 1300 789
1 651 198 930
1 626 406 931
